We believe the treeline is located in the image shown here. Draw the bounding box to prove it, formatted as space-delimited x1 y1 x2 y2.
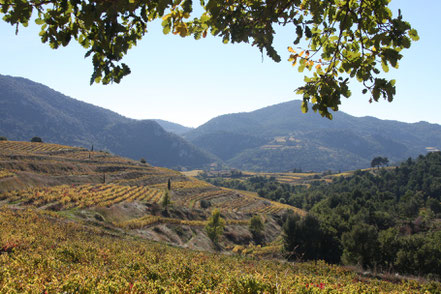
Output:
201 175 307 204
284 152 441 277
202 152 441 278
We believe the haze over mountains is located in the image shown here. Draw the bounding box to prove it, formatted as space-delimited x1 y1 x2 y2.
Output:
0 74 214 169
184 101 441 171
1 74 440 172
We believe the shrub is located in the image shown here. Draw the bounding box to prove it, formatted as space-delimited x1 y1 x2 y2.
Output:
249 215 264 244
205 209 225 246
200 199 211 209
31 136 43 143
0 136 7 141
161 191 171 209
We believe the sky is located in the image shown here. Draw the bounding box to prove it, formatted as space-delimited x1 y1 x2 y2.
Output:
1 1 440 128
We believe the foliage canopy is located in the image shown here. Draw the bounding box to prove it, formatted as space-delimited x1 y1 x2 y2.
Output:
205 208 225 245
249 214 264 244
371 156 389 168
1 0 418 118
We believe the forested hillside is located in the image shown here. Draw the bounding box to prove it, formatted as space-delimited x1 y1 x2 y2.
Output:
153 119 193 135
201 152 441 277
287 152 441 276
0 75 214 169
186 100 441 171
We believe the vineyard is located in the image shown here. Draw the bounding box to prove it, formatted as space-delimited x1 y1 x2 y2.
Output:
0 141 440 292
0 140 81 154
0 184 164 209
0 140 306 253
0 208 439 293
0 169 14 180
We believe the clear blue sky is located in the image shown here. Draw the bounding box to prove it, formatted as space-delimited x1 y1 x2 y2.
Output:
1 1 440 128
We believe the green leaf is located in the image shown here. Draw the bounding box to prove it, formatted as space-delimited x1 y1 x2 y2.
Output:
381 61 389 73
409 29 419 41
162 24 171 34
301 101 308 113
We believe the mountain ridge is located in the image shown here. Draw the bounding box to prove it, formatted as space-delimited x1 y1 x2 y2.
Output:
185 100 441 171
153 119 194 135
0 74 215 169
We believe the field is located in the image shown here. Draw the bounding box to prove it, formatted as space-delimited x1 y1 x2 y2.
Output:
199 167 391 188
1 208 439 293
0 141 300 251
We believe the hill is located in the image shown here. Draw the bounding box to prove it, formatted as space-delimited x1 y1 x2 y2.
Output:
199 152 441 277
0 142 439 292
153 119 194 135
0 74 213 169
185 100 441 171
4 209 440 293
0 140 301 251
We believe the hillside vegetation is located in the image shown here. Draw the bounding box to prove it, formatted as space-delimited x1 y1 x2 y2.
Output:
3 208 440 293
185 100 441 171
201 152 441 278
0 74 214 169
0 141 440 291
0 140 300 251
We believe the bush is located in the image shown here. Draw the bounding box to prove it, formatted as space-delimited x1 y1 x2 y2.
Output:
205 209 225 246
161 191 171 209
249 215 264 244
0 136 7 141
30 136 43 143
140 158 146 164
342 223 380 269
283 213 339 263
200 199 211 209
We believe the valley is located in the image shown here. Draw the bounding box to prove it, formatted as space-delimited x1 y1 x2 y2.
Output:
0 140 440 292
1 0 440 291
1 76 440 291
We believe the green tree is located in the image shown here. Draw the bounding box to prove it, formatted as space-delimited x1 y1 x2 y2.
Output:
427 198 441 215
342 223 380 269
283 213 333 261
0 136 7 141
200 199 211 209
378 227 400 270
249 215 264 244
0 1 418 117
161 190 171 210
205 208 225 247
30 136 43 143
371 156 389 169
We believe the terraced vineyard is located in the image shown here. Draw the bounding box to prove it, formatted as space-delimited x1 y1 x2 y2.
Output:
0 184 165 208
0 140 302 252
2 209 439 293
0 168 14 180
0 140 79 154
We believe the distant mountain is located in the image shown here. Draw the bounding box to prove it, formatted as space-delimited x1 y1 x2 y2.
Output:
185 100 441 171
0 74 215 169
153 119 193 135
